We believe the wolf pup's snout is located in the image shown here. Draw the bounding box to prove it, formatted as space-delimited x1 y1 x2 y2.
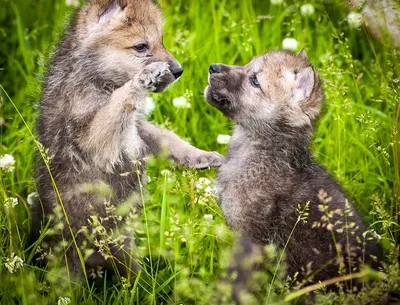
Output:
170 65 183 79
209 63 234 74
209 64 222 74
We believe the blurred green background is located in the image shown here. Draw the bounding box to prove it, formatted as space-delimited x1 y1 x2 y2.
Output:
0 0 399 304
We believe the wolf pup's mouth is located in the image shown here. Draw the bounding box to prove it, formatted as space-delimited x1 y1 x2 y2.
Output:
205 85 230 108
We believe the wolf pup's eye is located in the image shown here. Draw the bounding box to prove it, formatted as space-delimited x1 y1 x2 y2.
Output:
133 43 148 53
250 74 261 88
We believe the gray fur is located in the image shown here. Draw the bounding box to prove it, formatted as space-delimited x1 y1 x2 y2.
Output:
205 50 380 284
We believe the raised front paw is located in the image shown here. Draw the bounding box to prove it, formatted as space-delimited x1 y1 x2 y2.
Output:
111 80 137 112
191 151 225 169
137 62 173 92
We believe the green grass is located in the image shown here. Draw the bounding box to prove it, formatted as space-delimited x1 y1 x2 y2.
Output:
1 0 399 304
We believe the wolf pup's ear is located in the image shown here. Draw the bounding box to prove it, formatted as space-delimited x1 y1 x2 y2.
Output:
293 66 315 104
98 1 126 24
297 49 308 60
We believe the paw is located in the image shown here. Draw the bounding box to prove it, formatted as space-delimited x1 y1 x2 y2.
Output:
137 62 171 92
191 151 225 169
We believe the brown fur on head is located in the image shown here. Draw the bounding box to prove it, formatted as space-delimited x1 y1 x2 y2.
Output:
72 0 182 91
205 50 324 131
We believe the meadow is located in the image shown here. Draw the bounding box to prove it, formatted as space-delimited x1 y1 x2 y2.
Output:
0 0 399 304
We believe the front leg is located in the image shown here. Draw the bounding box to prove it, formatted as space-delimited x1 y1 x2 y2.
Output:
78 62 172 170
138 121 224 169
78 80 144 170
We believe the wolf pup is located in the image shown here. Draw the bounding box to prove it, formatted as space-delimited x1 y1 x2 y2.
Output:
205 50 380 284
33 0 223 279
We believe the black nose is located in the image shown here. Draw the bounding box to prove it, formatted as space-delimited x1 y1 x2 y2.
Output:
209 64 222 74
171 66 183 79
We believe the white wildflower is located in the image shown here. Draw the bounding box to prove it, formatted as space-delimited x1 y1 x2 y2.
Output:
347 12 363 29
172 96 191 109
300 4 315 16
282 38 299 51
145 97 155 115
58 296 71 305
196 177 212 190
270 0 283 5
27 192 39 206
363 229 382 241
204 214 213 221
0 154 15 172
215 224 229 241
4 197 18 208
160 169 171 176
5 253 24 273
204 185 217 195
65 0 79 7
88 266 104 279
216 134 231 144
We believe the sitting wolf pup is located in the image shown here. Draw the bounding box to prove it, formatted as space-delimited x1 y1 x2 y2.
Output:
205 50 380 284
33 0 223 280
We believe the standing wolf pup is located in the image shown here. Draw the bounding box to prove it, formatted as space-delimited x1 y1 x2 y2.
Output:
205 50 380 284
33 0 223 279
